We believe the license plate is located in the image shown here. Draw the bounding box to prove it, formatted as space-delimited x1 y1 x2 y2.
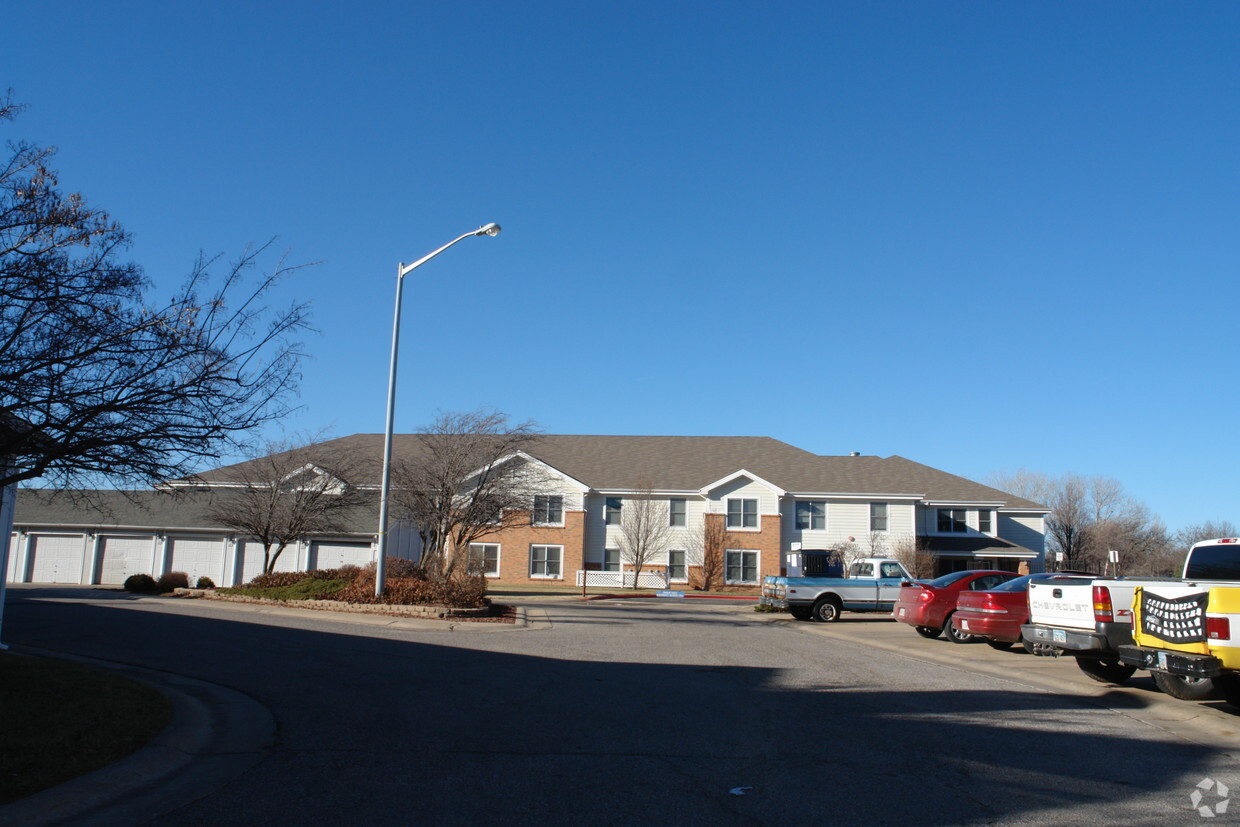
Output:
897 608 906 618
960 620 970 631
1158 651 1169 670
1053 629 1066 644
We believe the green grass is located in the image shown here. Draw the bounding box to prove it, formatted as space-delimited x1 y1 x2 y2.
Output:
0 652 172 804
218 578 350 601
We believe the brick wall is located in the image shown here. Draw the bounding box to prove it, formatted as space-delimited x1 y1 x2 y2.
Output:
475 509 585 584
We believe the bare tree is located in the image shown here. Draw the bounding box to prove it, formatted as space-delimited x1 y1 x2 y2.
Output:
891 534 935 579
684 513 727 591
391 409 542 582
615 482 671 588
203 436 371 575
0 94 310 490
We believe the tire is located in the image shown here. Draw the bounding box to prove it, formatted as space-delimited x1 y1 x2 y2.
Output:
943 613 975 644
1152 670 1217 701
1212 675 1240 709
812 597 842 623
789 607 813 621
1075 657 1137 685
915 626 942 639
986 639 1015 650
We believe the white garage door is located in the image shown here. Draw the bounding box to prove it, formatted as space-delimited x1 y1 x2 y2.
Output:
166 537 225 585
7 533 18 582
98 536 155 585
234 540 299 585
310 541 373 570
28 534 85 584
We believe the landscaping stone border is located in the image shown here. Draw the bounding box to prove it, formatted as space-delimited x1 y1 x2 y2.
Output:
173 588 490 619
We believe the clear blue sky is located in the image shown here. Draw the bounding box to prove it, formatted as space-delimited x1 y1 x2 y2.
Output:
6 2 1238 532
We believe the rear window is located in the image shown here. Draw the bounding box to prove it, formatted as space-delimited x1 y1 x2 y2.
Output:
991 574 1091 593
926 571 976 588
1185 543 1240 580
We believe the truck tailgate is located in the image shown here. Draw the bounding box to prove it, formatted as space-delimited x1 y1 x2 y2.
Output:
1027 581 1096 631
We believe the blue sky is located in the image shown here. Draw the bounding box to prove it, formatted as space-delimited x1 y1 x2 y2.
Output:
5 2 1238 531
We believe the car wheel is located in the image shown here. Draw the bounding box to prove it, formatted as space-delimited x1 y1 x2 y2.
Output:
1152 671 1217 701
986 639 1015 650
1211 675 1240 709
1075 657 1137 684
812 597 842 623
789 607 812 621
943 613 975 644
915 625 941 639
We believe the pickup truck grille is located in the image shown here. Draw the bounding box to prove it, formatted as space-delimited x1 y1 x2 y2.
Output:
1139 590 1208 645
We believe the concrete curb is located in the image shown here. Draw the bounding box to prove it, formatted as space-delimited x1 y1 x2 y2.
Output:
0 648 275 826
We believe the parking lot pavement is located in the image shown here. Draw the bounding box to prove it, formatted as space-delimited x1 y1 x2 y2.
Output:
757 610 1240 752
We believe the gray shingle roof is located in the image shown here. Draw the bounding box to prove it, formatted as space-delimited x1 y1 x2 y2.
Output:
184 434 1047 510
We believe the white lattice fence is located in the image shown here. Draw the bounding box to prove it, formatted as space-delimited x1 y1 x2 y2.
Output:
576 570 669 589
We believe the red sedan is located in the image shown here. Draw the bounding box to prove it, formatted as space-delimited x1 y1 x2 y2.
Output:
951 573 1095 649
892 570 1016 642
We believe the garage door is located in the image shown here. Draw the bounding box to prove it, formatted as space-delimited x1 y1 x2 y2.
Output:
234 540 299 585
7 533 18 582
166 537 225 585
309 541 373 570
98 536 155 585
28 534 85 584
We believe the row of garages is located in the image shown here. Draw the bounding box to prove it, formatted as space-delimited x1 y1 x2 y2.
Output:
6 531 377 588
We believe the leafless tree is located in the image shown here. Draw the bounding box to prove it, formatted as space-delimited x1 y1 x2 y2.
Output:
203 436 371 574
0 94 310 490
391 409 542 582
684 513 727 591
616 482 671 588
891 534 935 579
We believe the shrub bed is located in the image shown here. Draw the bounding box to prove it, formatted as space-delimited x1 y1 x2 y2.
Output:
222 560 486 609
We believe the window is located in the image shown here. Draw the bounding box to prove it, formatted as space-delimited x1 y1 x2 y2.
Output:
468 543 500 577
533 495 563 525
795 501 825 530
602 548 621 572
880 562 905 579
937 508 968 533
530 545 562 578
726 498 758 529
725 549 760 584
870 502 888 532
850 561 875 578
669 498 687 527
668 549 687 582
978 510 992 534
605 497 622 525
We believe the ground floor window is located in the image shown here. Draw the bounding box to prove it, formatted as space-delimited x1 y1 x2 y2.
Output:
602 548 620 572
667 549 687 582
530 545 562 579
725 549 759 585
469 543 500 577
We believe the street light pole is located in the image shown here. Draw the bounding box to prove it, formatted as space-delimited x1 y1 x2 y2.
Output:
374 223 501 596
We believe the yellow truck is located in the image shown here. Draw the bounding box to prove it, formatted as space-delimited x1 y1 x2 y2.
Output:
1118 581 1240 706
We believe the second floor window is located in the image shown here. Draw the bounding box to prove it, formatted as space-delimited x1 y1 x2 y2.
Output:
669 498 687 527
605 497 622 525
727 498 758 529
533 495 563 525
978 510 993 534
870 502 888 532
937 508 967 533
795 501 825 530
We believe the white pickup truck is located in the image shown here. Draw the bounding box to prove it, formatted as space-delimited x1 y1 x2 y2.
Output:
760 557 913 622
1021 539 1240 690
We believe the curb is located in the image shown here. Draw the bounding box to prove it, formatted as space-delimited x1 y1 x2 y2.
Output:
0 648 275 825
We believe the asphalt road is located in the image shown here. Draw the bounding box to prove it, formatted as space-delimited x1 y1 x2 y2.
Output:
4 586 1238 825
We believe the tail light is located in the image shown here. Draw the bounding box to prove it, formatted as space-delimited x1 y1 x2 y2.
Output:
1208 616 1231 641
1093 585 1114 623
918 589 934 602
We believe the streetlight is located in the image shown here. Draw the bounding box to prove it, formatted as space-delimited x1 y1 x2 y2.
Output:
374 223 501 596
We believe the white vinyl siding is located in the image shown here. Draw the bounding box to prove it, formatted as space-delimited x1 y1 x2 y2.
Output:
999 512 1047 557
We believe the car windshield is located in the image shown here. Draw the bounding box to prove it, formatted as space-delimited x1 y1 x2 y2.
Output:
925 570 977 588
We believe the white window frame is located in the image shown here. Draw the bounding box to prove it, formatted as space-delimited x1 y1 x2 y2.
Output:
468 542 501 577
668 498 687 527
667 549 688 583
725 548 760 585
532 495 564 526
529 544 563 579
602 547 621 572
795 500 826 531
605 497 622 525
937 508 968 534
978 509 993 535
870 502 888 533
725 498 759 531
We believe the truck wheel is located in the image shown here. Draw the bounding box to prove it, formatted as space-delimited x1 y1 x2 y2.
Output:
789 607 813 621
943 613 975 644
812 597 842 623
1212 675 1240 709
1075 657 1137 685
1152 671 1217 701
986 640 1015 650
915 626 941 639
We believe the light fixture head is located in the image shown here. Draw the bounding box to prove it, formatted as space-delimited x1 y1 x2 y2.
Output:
476 222 501 237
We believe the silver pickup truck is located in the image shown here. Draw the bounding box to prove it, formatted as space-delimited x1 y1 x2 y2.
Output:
761 557 913 622
1021 539 1240 690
